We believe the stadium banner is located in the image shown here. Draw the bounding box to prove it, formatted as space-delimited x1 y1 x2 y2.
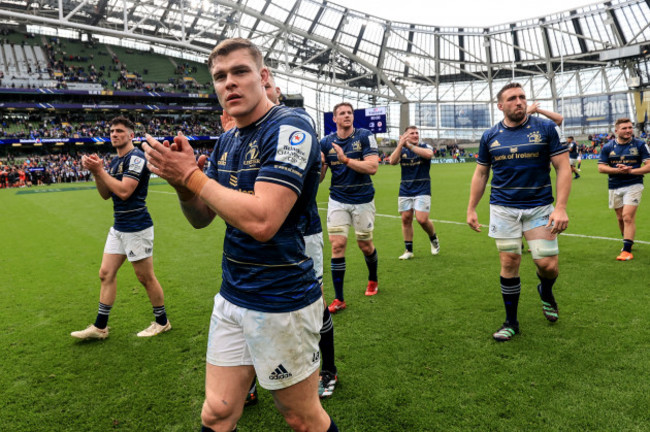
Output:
0 136 217 145
557 97 583 127
0 86 217 100
416 103 437 127
323 107 387 135
430 157 472 164
440 104 490 129
557 94 630 127
0 102 217 111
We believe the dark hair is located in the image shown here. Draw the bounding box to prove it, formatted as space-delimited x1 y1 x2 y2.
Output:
109 116 135 132
333 102 354 116
208 38 263 71
614 117 633 128
496 82 523 102
568 136 574 140
404 125 418 133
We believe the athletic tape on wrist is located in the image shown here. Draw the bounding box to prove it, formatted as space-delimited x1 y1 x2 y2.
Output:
185 169 209 195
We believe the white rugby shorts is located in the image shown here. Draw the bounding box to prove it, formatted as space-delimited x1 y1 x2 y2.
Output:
609 183 643 209
206 294 323 390
104 226 154 262
488 204 554 239
326 197 375 236
398 195 431 213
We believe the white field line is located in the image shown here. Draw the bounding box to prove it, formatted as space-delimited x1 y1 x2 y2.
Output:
151 194 649 245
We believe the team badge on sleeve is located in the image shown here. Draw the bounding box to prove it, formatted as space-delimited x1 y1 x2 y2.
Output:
368 135 378 150
276 125 311 170
129 156 145 174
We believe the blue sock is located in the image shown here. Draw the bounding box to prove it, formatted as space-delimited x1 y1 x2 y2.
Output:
623 239 634 253
331 257 345 301
404 241 413 252
364 249 378 282
327 417 339 432
537 273 557 305
153 305 167 326
500 276 521 326
94 302 112 329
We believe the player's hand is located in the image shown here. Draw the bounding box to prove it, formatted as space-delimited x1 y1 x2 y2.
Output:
220 111 236 132
546 207 568 235
527 102 540 114
143 133 199 187
467 210 481 232
331 143 346 162
398 132 409 148
82 154 103 174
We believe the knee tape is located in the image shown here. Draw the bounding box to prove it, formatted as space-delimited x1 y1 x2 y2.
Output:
355 230 373 241
528 239 559 259
328 225 349 237
495 238 522 255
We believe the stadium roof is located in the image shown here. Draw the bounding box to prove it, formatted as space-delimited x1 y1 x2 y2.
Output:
0 0 649 103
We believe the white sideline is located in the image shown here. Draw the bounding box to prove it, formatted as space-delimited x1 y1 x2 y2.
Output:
150 192 650 245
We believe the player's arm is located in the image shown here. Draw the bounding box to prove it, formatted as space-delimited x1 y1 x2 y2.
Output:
527 102 564 126
82 154 138 200
319 151 328 183
389 134 406 165
143 134 295 240
548 152 571 234
467 163 490 232
407 144 433 160
332 142 378 175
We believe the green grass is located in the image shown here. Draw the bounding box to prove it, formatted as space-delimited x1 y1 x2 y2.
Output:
2 160 650 431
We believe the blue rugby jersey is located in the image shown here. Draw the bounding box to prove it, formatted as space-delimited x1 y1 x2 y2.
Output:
478 116 567 209
206 105 322 313
598 138 650 189
321 128 378 204
568 141 579 159
108 148 153 232
398 143 433 197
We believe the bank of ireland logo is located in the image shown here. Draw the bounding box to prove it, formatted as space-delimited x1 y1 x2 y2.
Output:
290 131 306 146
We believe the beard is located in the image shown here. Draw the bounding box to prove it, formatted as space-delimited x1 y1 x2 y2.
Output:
506 109 526 125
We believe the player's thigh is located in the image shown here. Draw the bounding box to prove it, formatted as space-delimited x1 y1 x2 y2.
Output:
99 252 127 278
488 205 524 239
621 204 639 221
122 226 154 263
204 363 254 421
622 184 643 207
398 196 415 214
206 294 253 367
270 368 325 423
609 188 624 209
521 204 553 237
327 198 352 228
244 299 322 391
351 201 376 239
413 195 431 213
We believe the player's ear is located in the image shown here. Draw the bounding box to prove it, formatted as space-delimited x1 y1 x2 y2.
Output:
260 67 269 87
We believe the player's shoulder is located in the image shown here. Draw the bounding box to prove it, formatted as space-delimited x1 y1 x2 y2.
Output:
321 132 337 145
481 122 501 140
355 128 374 139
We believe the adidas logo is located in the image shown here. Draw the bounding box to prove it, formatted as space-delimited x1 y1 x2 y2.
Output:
128 251 136 258
269 364 293 380
490 140 501 148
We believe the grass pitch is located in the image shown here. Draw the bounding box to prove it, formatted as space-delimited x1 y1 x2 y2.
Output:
2 159 650 431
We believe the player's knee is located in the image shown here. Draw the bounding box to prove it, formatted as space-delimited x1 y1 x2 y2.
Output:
201 398 237 430
415 215 430 226
528 239 559 260
98 267 116 283
495 238 522 255
280 410 310 432
355 230 373 242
